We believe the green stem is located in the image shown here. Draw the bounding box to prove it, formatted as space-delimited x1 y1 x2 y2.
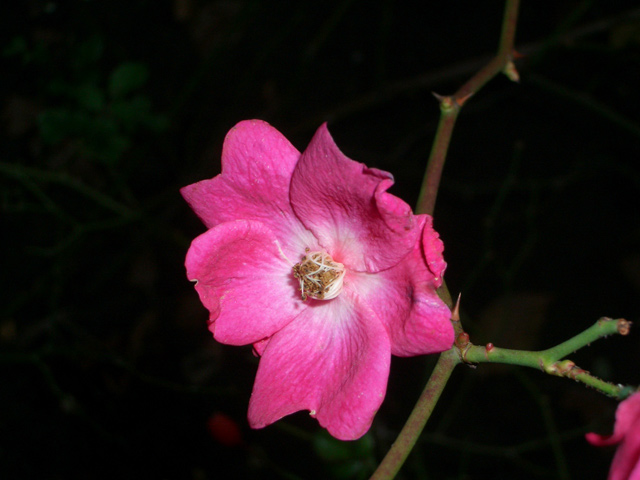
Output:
416 99 460 216
462 318 631 398
372 1 523 479
416 0 520 217
370 349 460 480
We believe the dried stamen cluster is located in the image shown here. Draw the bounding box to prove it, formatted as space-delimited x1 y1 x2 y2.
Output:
292 250 345 300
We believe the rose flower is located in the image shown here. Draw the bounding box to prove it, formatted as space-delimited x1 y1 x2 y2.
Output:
182 120 454 440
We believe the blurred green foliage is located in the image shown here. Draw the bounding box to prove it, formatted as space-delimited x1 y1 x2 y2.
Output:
313 430 376 479
1 1 639 479
5 34 168 165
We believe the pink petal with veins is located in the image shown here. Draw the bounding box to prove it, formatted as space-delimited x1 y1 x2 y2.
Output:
186 219 307 345
422 215 447 287
182 120 454 439
181 120 317 259
290 123 420 273
248 294 390 440
354 216 453 356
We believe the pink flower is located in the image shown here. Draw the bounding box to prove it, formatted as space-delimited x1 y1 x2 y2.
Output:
181 120 454 440
587 392 640 480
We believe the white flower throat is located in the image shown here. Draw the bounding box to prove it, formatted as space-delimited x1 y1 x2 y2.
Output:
292 250 345 301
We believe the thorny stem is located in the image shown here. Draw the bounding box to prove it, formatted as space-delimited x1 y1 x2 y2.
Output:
416 99 460 218
375 1 633 478
370 350 460 480
461 318 633 398
373 318 633 480
416 0 521 217
374 1 516 478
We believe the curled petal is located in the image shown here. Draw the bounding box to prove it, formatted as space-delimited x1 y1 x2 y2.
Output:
354 217 454 356
587 393 640 480
421 214 447 287
588 394 640 447
290 123 420 272
186 219 306 345
248 294 390 440
181 120 317 258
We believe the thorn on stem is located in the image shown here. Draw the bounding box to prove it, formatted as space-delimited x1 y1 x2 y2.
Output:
455 92 473 107
432 91 446 103
451 293 461 322
503 61 520 83
432 92 460 112
484 343 494 361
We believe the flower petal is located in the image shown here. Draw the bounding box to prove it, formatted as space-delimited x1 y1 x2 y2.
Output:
587 393 640 480
186 219 306 345
247 294 390 440
609 421 640 480
422 214 447 287
181 119 317 258
289 123 420 272
587 394 640 447
354 216 454 356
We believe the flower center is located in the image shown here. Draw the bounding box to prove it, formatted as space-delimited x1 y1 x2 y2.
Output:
292 250 345 301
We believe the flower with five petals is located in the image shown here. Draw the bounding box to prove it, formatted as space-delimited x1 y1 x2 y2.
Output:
182 120 454 440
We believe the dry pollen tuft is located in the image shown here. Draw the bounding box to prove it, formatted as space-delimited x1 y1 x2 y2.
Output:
292 250 345 301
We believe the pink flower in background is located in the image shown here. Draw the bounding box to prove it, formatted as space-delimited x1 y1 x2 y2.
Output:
182 119 454 440
587 392 640 480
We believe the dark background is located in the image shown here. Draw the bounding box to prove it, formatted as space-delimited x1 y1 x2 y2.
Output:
2 1 639 478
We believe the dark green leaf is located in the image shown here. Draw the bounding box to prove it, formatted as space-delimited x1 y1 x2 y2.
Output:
108 63 149 99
